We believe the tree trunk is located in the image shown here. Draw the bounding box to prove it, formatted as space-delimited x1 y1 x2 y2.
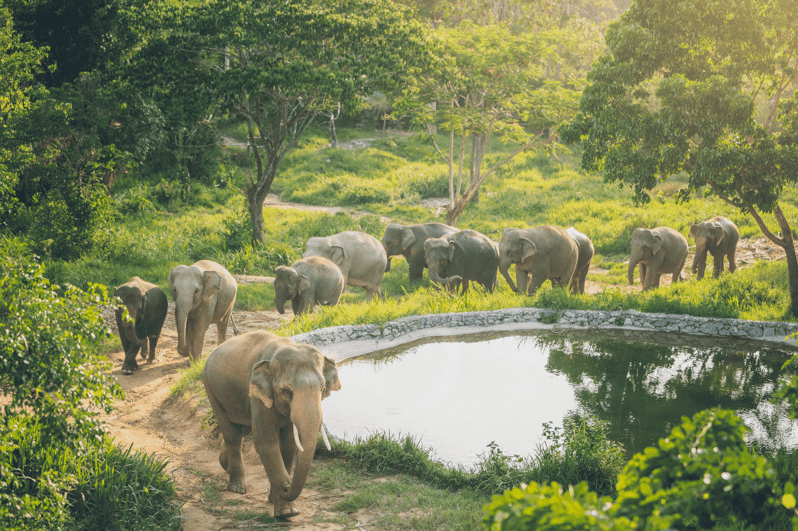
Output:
747 204 798 316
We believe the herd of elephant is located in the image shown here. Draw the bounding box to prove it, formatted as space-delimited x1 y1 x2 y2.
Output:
110 215 739 518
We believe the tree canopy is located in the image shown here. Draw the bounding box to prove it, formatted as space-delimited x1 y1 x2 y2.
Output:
561 0 798 315
154 0 433 244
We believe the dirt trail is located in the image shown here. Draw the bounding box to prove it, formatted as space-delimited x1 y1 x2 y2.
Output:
102 194 796 529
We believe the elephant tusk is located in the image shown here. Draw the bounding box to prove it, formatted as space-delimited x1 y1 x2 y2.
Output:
321 423 332 452
293 424 304 452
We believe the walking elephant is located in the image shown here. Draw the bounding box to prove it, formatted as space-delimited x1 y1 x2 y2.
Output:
303 231 387 301
113 277 168 375
498 226 578 295
381 222 460 281
628 227 689 290
690 216 739 280
274 256 345 317
202 331 341 518
423 229 499 293
169 260 237 360
566 227 595 294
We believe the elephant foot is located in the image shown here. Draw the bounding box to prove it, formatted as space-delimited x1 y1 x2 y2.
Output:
227 480 247 494
121 362 138 375
269 491 300 519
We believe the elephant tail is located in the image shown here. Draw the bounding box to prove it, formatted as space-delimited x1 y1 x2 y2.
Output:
231 313 240 336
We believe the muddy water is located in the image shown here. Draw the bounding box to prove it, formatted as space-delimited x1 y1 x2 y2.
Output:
321 329 798 468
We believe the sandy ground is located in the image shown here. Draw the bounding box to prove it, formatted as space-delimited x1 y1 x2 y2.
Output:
101 190 798 529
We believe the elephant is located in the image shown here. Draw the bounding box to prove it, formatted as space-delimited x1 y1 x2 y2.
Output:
498 226 578 295
273 256 345 317
381 222 460 280
113 277 168 375
689 216 739 280
202 330 341 518
566 227 595 295
303 231 387 301
628 227 689 290
169 260 237 360
423 229 499 293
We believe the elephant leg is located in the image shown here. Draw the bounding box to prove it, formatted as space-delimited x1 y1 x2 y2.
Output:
269 427 300 517
253 421 297 518
216 308 231 345
516 269 529 294
527 275 546 296
139 338 149 361
461 278 470 294
713 252 724 277
727 248 737 273
187 319 206 361
408 261 425 281
639 263 648 288
147 336 158 363
122 345 140 374
208 393 249 493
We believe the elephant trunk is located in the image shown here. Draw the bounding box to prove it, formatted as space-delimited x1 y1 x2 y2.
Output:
692 245 707 275
275 291 287 315
427 261 458 288
283 395 322 502
499 260 517 292
175 299 191 357
628 252 641 286
123 319 147 347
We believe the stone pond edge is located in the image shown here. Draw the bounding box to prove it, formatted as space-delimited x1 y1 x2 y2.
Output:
292 308 798 360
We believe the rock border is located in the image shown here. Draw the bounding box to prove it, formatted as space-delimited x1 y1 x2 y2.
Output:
292 308 798 360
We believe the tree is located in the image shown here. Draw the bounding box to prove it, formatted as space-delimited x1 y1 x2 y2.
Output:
161 0 432 244
396 21 585 225
0 5 47 221
561 0 798 315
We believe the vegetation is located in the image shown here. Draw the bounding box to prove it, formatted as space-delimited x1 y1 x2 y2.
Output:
561 0 798 315
4 0 798 527
0 240 180 530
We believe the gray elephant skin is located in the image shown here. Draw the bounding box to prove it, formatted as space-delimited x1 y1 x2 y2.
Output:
303 231 387 300
114 277 168 375
499 226 578 295
274 256 345 317
423 229 499 293
381 222 460 280
690 216 739 280
628 227 689 290
202 330 341 518
169 260 237 360
566 227 595 294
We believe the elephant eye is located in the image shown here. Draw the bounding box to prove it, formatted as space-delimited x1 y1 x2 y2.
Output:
280 387 293 399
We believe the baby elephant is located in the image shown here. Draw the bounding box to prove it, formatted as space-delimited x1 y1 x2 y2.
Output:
628 227 689 290
690 216 739 280
274 256 345 317
114 277 168 374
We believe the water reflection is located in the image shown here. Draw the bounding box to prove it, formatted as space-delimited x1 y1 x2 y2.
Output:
321 329 798 468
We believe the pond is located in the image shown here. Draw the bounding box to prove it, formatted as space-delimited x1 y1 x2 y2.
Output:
322 329 798 469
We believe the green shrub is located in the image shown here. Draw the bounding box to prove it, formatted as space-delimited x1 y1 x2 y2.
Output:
483 409 787 531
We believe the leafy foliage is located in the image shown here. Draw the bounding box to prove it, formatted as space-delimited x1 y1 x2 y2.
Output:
561 0 798 314
484 409 786 530
156 0 432 243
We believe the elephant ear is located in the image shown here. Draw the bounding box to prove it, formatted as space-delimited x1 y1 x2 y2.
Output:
330 245 347 267
202 271 222 302
712 225 724 246
297 274 310 295
249 359 274 409
322 356 341 399
689 224 699 239
401 229 416 250
652 235 662 256
520 238 537 261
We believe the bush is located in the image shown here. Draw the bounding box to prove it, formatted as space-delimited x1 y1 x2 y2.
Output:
483 409 788 531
